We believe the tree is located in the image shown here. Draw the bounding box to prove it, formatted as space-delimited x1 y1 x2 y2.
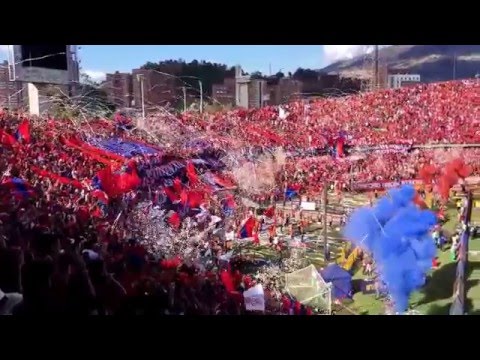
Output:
293 68 319 82
140 59 232 102
250 71 264 79
55 73 116 118
78 83 116 117
275 71 285 79
142 61 158 70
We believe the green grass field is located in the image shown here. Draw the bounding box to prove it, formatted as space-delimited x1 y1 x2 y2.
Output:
465 207 480 314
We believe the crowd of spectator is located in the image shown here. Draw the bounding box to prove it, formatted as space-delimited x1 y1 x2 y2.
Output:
179 80 479 148
0 79 478 315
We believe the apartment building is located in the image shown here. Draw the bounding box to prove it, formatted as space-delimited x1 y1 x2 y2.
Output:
132 68 178 110
104 71 133 108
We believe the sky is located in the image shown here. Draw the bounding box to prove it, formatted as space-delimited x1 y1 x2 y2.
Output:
0 45 371 82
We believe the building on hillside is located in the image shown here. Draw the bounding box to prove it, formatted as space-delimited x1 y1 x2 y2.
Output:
0 61 25 109
248 78 269 108
212 77 235 105
266 77 303 104
387 73 421 89
132 68 178 110
235 65 250 108
234 65 303 108
105 71 133 108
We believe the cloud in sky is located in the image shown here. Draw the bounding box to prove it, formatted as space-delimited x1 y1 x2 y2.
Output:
323 45 391 65
81 69 106 83
0 45 8 61
323 45 372 64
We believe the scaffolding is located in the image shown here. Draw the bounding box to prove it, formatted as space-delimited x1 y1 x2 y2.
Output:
361 45 387 92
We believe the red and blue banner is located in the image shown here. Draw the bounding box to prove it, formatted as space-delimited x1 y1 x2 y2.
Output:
88 137 161 158
1 177 36 200
239 217 256 239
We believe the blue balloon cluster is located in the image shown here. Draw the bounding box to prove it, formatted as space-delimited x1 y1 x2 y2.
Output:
343 185 437 313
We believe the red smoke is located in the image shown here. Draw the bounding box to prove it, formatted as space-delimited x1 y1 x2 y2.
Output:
413 192 427 209
418 159 471 201
418 164 438 186
438 158 471 200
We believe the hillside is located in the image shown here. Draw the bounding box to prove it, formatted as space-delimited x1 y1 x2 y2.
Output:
321 45 480 83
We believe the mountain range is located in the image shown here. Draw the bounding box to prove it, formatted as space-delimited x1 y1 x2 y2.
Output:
320 45 480 83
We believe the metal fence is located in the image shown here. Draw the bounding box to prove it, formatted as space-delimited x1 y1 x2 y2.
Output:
449 192 473 315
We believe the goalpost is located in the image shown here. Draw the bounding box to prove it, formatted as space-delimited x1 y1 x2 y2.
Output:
284 264 332 314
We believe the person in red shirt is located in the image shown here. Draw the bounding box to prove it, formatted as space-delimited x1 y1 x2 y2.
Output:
281 295 291 314
294 300 302 315
252 231 260 245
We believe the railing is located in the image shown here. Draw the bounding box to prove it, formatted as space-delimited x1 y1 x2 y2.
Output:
450 192 473 315
412 144 480 149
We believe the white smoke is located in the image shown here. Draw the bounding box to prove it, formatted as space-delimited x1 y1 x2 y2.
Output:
323 45 391 64
232 148 286 195
81 70 107 83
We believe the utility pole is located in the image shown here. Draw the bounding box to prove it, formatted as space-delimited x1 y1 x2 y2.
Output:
182 86 187 112
453 52 457 80
136 74 145 122
198 80 203 114
323 183 328 260
7 85 11 110
374 45 379 89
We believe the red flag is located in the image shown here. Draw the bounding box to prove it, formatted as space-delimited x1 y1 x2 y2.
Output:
92 189 109 204
336 137 344 157
213 174 235 188
17 119 31 143
91 207 104 218
168 212 181 229
220 270 235 292
187 191 204 208
264 206 275 218
31 166 84 189
186 161 199 185
164 187 180 202
173 177 183 193
117 167 141 193
180 189 188 205
0 129 17 148
160 256 181 269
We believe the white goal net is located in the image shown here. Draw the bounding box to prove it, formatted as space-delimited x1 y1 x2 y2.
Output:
284 264 332 314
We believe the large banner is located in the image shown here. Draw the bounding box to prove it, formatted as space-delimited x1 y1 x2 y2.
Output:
88 137 161 158
352 179 422 191
243 284 265 312
301 201 316 211
352 144 412 154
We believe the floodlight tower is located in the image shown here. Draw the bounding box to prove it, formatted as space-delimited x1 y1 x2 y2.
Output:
361 45 382 92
